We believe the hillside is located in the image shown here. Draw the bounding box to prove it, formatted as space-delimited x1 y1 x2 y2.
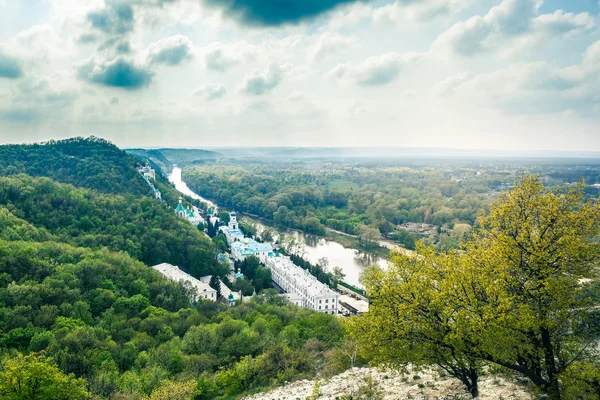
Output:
0 138 349 400
0 175 218 277
0 137 151 196
245 367 532 400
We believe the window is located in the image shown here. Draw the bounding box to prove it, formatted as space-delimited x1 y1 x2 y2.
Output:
319 299 322 303
319 306 321 310
325 299 328 303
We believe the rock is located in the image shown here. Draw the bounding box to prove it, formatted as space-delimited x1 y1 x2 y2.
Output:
243 367 532 400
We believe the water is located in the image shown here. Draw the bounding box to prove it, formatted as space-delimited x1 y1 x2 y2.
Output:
169 167 387 287
169 167 218 211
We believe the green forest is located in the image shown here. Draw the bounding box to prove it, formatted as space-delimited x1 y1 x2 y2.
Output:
1 138 600 399
182 160 600 251
0 138 351 399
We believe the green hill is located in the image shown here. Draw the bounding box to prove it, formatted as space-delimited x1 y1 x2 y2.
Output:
0 137 151 196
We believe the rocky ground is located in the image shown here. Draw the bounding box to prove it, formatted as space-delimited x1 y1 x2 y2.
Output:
244 367 532 400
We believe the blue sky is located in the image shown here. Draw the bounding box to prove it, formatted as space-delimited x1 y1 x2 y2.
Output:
0 0 599 150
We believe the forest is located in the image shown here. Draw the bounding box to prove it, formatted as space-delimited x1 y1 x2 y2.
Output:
182 159 600 251
1 138 600 399
0 138 352 399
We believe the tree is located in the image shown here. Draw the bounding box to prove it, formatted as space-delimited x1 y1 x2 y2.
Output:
352 176 600 400
144 379 197 400
359 225 381 249
253 267 273 292
332 266 346 285
209 275 222 299
317 257 329 273
455 176 600 399
241 256 260 280
349 246 483 397
0 353 90 400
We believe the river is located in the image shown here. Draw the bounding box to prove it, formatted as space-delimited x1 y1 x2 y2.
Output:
168 167 388 287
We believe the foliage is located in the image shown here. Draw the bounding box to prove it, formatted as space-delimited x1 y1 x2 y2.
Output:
0 137 150 196
350 245 482 397
351 176 600 399
0 353 89 400
0 175 218 277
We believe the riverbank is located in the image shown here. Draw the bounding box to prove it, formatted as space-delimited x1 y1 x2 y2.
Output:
241 211 395 260
169 167 388 287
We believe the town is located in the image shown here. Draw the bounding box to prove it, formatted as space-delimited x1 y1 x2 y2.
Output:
139 164 366 316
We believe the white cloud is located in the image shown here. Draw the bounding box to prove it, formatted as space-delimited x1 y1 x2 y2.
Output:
310 32 357 61
241 62 292 95
328 52 424 86
194 83 228 100
436 40 600 114
432 0 594 56
434 71 473 96
373 0 472 26
203 41 259 72
146 35 193 66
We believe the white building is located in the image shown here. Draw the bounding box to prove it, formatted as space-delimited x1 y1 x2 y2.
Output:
139 164 156 180
231 238 274 262
152 263 217 302
175 197 205 226
219 212 244 245
265 255 339 314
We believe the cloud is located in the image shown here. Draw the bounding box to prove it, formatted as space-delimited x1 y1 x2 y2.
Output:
532 10 595 35
87 1 135 35
310 33 357 62
373 0 471 25
204 41 258 72
241 62 292 95
434 71 473 96
0 48 23 79
147 35 193 66
433 0 594 56
328 52 422 86
194 83 228 100
76 57 154 90
201 0 364 26
436 40 600 114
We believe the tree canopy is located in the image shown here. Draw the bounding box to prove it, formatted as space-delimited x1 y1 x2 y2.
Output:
351 176 600 399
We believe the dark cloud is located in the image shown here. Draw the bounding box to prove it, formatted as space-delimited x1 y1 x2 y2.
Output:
0 108 41 123
0 49 24 79
87 2 135 35
202 0 365 26
242 62 290 95
115 42 132 54
147 35 193 66
77 57 154 90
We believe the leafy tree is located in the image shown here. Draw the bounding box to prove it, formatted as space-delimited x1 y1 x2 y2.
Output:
0 353 89 400
350 245 483 397
209 275 222 299
352 176 600 399
455 176 600 399
359 225 381 249
143 379 197 400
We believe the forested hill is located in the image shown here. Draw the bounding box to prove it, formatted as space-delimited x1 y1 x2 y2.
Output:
0 137 151 196
0 175 218 277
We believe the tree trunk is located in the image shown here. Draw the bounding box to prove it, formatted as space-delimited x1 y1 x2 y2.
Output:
541 327 561 400
457 369 479 398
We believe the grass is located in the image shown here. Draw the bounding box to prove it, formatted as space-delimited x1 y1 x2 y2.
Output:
327 179 359 191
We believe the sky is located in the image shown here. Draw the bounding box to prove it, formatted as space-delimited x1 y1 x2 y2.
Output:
0 0 599 150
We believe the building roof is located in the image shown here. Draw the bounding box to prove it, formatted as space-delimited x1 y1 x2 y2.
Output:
175 202 186 214
152 263 216 297
266 255 338 298
231 238 273 256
